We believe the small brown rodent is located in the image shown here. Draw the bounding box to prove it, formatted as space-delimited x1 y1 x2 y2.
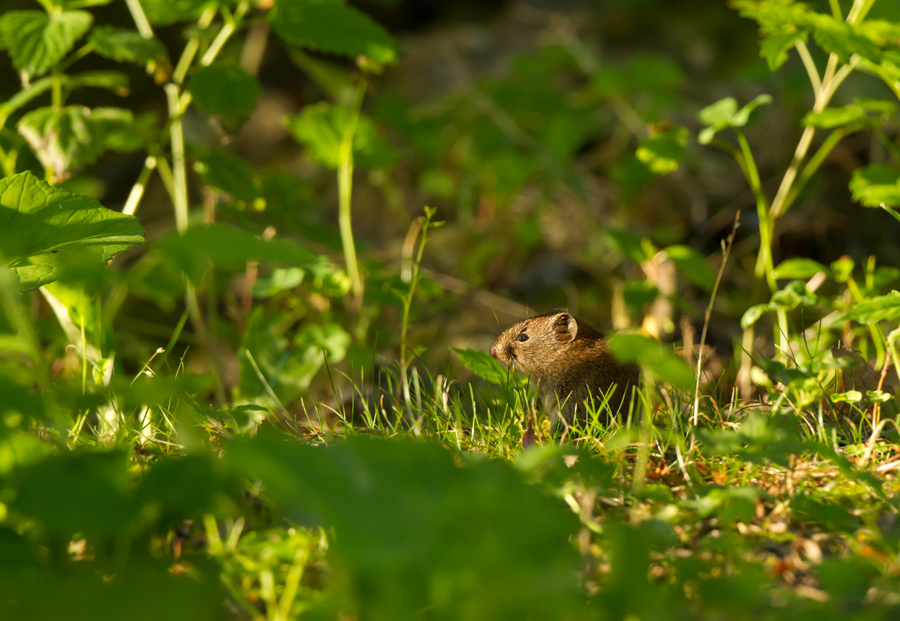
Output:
490 310 640 430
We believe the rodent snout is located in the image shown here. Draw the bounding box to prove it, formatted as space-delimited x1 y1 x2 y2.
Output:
489 342 500 359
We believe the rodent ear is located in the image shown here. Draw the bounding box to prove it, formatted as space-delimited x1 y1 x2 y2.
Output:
551 312 578 343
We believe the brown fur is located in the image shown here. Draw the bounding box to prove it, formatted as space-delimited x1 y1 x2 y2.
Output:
489 310 640 429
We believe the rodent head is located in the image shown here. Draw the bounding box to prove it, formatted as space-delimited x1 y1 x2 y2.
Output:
490 310 579 378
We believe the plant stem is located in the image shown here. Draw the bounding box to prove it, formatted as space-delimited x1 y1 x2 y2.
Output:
338 79 367 308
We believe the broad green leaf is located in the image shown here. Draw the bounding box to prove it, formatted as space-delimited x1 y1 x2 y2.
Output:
452 347 523 386
271 0 399 68
0 171 144 292
733 1 812 33
140 0 226 25
195 149 261 202
604 228 647 263
18 106 103 178
759 31 807 71
607 333 693 390
731 94 773 126
636 126 688 175
0 10 92 78
0 78 55 125
89 26 167 67
741 303 770 329
859 19 900 47
844 292 900 323
803 99 897 129
223 430 582 619
808 13 881 64
65 70 129 94
190 63 260 120
665 244 715 290
849 164 900 207
622 281 659 311
92 108 156 152
772 258 830 279
698 97 738 127
831 390 862 403
285 102 399 170
155 224 323 281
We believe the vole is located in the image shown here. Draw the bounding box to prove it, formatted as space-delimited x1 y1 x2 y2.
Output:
489 310 640 432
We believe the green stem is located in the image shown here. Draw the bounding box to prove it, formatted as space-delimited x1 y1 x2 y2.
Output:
122 156 156 216
794 40 821 94
338 80 367 307
165 83 189 233
200 2 250 67
124 0 155 38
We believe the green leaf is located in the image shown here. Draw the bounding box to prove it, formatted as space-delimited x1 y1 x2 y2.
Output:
223 430 582 619
65 70 130 94
741 303 770 329
772 258 830 279
92 108 156 152
607 333 693 390
830 390 862 403
452 348 522 386
849 164 900 207
759 31 807 71
0 171 144 292
0 10 92 78
271 0 399 68
770 280 817 310
697 95 771 144
604 228 647 263
140 0 225 25
803 99 897 129
154 224 323 281
698 97 738 126
635 126 688 175
89 26 167 67
195 149 261 202
190 62 261 120
622 281 659 311
17 106 103 179
285 102 399 170
666 244 715 291
844 292 900 323
808 13 881 64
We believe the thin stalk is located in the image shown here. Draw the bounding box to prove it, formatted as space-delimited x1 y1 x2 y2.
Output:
338 80 367 307
165 83 190 233
692 213 740 428
122 156 156 216
200 2 250 67
794 40 822 94
124 0 154 39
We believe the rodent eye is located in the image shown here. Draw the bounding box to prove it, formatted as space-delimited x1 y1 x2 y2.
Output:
516 333 529 343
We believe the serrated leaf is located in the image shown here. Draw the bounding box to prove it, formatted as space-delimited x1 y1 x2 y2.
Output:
0 10 92 78
849 164 900 207
196 149 261 202
271 0 399 68
285 102 399 170
844 292 900 324
759 31 807 71
808 13 881 64
452 347 523 386
772 258 830 279
190 62 260 120
140 0 225 25
18 106 103 178
665 244 715 291
636 126 688 175
89 26 167 66
0 171 144 292
770 280 817 310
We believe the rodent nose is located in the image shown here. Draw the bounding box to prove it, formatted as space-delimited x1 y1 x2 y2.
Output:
490 343 499 359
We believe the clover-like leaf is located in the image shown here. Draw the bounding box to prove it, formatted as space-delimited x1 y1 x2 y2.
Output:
271 0 399 68
285 102 399 170
698 94 771 144
190 63 261 120
849 165 900 207
0 10 92 78
452 348 524 387
0 171 144 292
803 99 897 129
772 258 830 279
